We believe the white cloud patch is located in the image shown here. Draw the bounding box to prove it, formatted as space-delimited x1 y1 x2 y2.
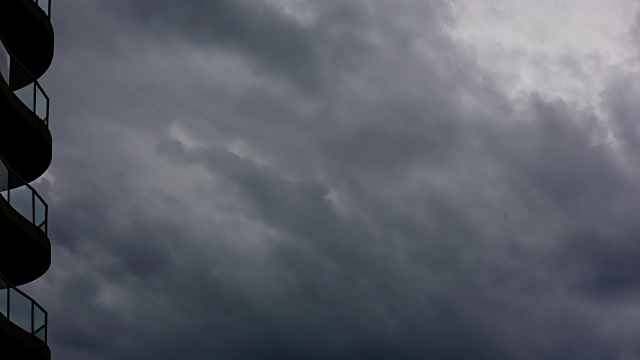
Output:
448 0 640 109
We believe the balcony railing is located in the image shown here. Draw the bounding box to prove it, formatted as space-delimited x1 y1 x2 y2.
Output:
34 0 51 17
0 273 47 343
0 35 49 126
0 155 48 234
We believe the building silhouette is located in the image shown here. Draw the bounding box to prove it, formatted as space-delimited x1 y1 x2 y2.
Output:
0 0 54 359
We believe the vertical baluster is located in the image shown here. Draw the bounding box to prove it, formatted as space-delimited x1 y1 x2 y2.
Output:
47 92 50 125
31 302 34 334
7 173 10 205
6 288 10 321
33 80 36 114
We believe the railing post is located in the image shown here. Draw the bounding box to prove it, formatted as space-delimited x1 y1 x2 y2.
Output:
33 83 36 114
2 284 6 318
45 89 50 125
31 302 34 334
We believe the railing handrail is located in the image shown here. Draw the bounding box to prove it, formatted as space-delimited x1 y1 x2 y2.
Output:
0 152 49 234
0 273 47 315
0 35 46 92
37 0 51 18
0 271 48 344
0 34 51 125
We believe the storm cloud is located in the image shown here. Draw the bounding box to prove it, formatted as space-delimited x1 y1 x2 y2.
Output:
22 0 640 359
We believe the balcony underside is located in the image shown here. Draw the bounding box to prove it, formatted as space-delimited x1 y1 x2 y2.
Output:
0 79 52 185
0 0 54 81
0 196 50 287
0 314 50 360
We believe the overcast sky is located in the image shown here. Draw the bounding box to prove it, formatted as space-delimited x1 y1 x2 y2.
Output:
21 0 640 358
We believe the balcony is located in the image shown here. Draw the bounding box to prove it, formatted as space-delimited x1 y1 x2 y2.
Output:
0 155 50 287
0 35 52 184
0 273 50 360
33 0 52 16
0 0 54 80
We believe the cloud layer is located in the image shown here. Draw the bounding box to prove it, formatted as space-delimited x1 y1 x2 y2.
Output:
24 0 640 359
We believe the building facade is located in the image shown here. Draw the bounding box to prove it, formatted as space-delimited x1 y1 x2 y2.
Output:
0 0 54 359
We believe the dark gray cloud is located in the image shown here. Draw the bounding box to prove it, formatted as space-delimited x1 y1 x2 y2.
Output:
17 0 640 359
100 0 384 92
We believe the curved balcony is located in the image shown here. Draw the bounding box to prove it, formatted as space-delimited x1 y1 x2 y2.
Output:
0 0 53 80
0 273 50 360
0 155 50 287
0 35 52 184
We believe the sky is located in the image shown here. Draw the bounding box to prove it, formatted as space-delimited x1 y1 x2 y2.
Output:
20 0 640 358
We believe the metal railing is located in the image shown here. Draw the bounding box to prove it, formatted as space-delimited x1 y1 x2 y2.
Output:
33 0 51 17
0 154 48 235
0 273 47 343
0 35 49 126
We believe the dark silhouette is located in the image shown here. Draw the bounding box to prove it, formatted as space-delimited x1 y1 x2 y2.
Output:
0 0 54 359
